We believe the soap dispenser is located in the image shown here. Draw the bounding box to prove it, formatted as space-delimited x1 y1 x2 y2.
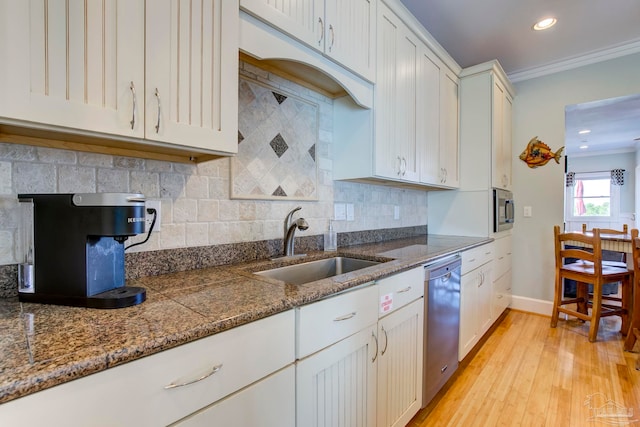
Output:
324 220 337 252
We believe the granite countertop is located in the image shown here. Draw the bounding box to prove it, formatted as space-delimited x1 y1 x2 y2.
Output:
0 234 490 404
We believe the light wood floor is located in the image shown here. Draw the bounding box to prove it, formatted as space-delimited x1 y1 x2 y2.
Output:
408 310 640 427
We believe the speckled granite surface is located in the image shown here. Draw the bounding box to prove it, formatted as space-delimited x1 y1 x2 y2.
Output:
0 233 489 404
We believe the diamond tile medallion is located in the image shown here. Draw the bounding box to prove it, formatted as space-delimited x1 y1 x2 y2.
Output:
232 76 319 200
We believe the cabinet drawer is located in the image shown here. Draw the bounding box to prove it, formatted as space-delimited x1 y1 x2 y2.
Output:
0 310 295 427
297 285 379 359
174 366 295 427
377 267 424 317
493 236 512 280
491 272 511 318
461 243 494 275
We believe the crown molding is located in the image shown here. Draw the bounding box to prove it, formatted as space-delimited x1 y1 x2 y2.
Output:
508 39 640 83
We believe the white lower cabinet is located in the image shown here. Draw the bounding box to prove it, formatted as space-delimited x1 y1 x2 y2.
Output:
459 243 494 360
492 235 512 319
0 310 295 427
296 285 380 427
296 324 379 427
377 298 424 427
174 365 295 427
296 267 424 427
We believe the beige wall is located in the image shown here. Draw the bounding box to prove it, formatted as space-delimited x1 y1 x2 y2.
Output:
512 52 640 302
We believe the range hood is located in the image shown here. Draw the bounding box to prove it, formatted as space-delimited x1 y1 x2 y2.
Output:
239 11 374 109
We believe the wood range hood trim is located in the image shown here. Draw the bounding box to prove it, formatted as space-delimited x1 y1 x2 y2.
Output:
239 11 374 110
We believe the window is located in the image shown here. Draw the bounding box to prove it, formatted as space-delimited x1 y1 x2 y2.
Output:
565 172 619 220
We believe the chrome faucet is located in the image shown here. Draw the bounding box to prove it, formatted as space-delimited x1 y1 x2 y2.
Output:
283 206 309 257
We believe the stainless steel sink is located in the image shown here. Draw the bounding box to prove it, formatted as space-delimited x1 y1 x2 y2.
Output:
254 256 381 285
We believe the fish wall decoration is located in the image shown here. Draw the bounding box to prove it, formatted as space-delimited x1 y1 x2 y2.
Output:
519 136 564 168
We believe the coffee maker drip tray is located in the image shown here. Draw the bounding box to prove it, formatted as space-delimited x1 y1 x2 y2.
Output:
85 286 146 309
19 286 146 309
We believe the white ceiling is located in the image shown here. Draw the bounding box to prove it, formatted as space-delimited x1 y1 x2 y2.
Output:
399 0 640 155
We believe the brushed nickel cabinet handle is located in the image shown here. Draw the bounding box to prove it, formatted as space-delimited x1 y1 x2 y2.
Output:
397 286 412 293
371 331 379 363
164 364 223 389
129 82 137 130
329 24 335 51
381 326 389 356
317 17 324 46
155 88 161 133
333 312 356 321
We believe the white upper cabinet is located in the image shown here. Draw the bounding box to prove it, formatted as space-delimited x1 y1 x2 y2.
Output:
439 69 460 188
0 0 238 157
240 0 376 82
375 4 420 182
492 79 513 190
145 0 238 153
419 58 459 188
458 61 514 191
416 49 442 185
0 0 145 138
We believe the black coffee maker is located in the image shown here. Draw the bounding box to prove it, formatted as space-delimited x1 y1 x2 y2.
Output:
17 193 147 308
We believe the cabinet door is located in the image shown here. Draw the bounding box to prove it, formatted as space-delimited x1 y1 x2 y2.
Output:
459 270 479 360
491 271 511 320
439 69 460 188
478 262 493 336
239 0 324 51
377 298 424 427
502 93 513 190
324 0 376 82
296 325 378 427
417 48 441 185
0 0 145 137
174 366 295 427
492 79 512 190
146 0 238 153
375 4 419 182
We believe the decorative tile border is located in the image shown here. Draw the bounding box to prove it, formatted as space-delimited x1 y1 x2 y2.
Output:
232 76 319 200
0 226 427 297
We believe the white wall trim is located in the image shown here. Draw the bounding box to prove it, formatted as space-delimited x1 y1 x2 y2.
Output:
508 39 640 83
510 295 553 317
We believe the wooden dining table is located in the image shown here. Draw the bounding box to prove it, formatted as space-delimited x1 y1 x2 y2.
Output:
566 231 639 351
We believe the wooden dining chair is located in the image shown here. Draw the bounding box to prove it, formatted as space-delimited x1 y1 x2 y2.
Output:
551 226 632 342
581 223 628 269
582 223 628 234
624 231 640 361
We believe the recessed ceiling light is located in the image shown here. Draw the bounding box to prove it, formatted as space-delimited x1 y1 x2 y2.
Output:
533 17 557 31
579 145 589 149
578 129 591 134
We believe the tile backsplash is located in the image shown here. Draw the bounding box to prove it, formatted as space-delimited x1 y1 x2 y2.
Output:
0 60 428 266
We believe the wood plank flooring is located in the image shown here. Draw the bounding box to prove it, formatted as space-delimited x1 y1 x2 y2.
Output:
408 310 640 427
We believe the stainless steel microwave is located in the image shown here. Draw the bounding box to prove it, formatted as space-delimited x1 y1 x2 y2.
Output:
493 188 514 232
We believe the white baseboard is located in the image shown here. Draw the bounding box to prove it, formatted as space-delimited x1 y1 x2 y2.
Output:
510 295 553 317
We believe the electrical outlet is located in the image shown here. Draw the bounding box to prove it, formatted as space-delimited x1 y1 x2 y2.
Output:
334 203 347 221
346 204 355 221
145 200 161 232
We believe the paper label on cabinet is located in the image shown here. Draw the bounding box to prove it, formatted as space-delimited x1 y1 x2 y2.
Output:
380 293 393 314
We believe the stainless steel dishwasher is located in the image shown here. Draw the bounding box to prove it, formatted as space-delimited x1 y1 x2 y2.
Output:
422 255 462 407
